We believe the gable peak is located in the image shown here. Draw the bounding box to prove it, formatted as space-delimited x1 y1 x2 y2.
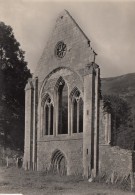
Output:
56 10 90 42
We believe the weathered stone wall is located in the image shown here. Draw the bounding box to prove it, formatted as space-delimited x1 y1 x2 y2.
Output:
40 68 83 99
99 101 135 179
99 102 106 145
99 99 135 150
37 67 84 138
36 64 100 177
99 145 133 178
99 101 111 145
23 80 34 170
83 72 94 178
37 134 83 175
34 10 95 92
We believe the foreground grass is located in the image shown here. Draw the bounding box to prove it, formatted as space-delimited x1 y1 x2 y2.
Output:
0 167 134 195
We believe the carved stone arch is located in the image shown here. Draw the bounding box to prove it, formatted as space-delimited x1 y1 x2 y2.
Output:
70 87 81 101
50 149 67 175
70 87 83 133
38 68 83 137
54 76 67 91
41 93 52 106
39 67 83 100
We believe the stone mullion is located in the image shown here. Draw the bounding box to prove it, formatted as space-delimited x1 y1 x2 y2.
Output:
56 91 59 136
52 92 56 136
71 100 74 134
108 114 111 144
77 99 79 133
44 104 47 135
48 104 51 135
53 98 56 136
51 104 54 136
68 98 71 135
59 90 62 134
41 105 44 136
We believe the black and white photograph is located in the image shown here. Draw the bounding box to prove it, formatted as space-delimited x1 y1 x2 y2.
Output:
0 0 135 194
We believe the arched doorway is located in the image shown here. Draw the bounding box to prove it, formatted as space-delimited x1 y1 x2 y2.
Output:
50 150 67 175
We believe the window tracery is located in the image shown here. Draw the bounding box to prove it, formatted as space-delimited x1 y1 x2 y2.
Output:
71 88 83 133
42 94 54 135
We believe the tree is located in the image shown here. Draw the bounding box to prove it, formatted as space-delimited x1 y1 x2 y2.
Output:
103 95 132 145
0 22 31 150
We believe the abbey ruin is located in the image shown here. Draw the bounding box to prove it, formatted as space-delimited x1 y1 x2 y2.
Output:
24 10 135 179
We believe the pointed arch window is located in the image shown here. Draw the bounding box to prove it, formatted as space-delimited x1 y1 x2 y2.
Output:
55 77 68 134
43 95 54 135
71 88 83 133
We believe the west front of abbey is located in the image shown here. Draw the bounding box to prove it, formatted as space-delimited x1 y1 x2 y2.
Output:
23 10 135 179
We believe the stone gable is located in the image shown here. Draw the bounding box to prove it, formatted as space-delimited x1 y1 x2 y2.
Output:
34 10 95 83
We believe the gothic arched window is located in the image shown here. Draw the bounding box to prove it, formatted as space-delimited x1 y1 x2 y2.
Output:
71 88 83 133
56 77 68 134
43 95 54 135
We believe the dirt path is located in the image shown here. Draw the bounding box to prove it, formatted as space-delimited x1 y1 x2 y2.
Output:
0 167 134 195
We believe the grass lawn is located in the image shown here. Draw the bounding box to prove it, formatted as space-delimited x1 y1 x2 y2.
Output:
0 167 134 195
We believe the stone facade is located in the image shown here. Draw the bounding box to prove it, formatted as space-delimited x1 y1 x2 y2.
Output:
23 10 135 179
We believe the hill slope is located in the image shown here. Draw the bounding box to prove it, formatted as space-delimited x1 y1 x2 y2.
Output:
101 73 135 112
102 73 135 150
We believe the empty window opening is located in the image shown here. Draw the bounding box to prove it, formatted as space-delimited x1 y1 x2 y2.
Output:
79 98 83 132
45 105 49 135
50 105 53 135
73 100 77 133
57 78 68 134
43 95 53 135
71 88 83 133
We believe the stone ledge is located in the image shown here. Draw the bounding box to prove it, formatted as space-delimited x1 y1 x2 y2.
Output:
38 133 83 142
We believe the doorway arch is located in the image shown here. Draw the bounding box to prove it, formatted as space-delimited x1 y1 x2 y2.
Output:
50 149 67 175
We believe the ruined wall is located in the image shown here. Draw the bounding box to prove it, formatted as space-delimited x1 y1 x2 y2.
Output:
36 64 100 177
36 67 84 175
99 145 133 178
99 101 135 150
99 101 105 145
98 102 134 179
99 101 111 145
37 134 83 175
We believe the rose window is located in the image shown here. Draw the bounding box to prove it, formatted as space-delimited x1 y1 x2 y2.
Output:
55 41 67 58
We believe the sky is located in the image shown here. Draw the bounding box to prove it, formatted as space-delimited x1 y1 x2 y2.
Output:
0 0 135 78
